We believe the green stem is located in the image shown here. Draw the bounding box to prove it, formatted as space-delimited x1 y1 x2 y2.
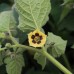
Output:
11 44 72 74
8 30 18 44
42 47 72 74
11 44 41 53
8 31 72 74
62 54 72 72
0 47 6 51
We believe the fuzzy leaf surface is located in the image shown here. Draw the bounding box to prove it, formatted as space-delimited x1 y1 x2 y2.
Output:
34 52 46 70
15 0 51 32
0 11 16 33
46 32 67 57
4 54 24 74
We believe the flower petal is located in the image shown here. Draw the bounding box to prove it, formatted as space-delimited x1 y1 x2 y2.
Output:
28 29 46 47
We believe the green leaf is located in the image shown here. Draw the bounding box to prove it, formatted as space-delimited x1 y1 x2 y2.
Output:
12 5 19 25
0 32 5 38
0 11 17 33
46 32 67 57
4 54 25 74
15 0 51 32
34 52 46 70
0 11 11 32
10 17 17 36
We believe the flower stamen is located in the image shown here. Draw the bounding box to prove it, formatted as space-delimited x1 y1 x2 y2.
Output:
35 33 39 36
31 35 35 39
32 40 36 44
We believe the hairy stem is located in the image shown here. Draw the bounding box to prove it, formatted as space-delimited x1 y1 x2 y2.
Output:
8 31 72 74
11 44 41 53
8 30 19 44
62 54 72 72
42 47 72 74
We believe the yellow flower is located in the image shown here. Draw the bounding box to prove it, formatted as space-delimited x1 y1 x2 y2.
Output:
28 29 46 47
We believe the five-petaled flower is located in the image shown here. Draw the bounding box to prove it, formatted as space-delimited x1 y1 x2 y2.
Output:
28 29 46 47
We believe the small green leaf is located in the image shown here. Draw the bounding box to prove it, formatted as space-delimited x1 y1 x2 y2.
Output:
46 32 67 57
4 54 25 74
34 52 46 70
15 0 51 32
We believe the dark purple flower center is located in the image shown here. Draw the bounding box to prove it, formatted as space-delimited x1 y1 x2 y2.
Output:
31 33 43 44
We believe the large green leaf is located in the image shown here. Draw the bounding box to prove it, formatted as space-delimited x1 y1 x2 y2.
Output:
15 0 51 32
34 52 46 70
0 11 16 33
46 32 67 57
4 54 24 74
